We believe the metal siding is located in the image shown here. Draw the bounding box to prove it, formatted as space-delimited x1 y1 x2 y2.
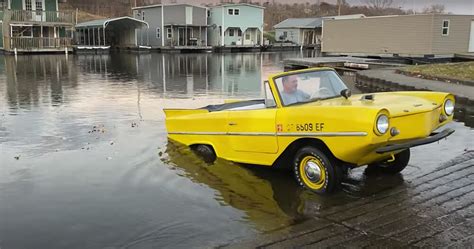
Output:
192 6 206 26
164 5 186 26
135 8 163 47
431 15 474 54
207 7 222 46
222 5 263 33
322 15 435 55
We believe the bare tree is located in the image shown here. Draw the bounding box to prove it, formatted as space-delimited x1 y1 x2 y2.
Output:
422 4 446 14
363 0 393 9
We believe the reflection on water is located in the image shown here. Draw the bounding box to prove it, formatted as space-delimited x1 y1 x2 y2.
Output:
0 51 472 249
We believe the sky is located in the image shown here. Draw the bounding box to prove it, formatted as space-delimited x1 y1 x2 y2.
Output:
169 0 474 15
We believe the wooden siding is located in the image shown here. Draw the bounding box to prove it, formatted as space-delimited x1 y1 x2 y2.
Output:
432 15 474 54
322 15 435 55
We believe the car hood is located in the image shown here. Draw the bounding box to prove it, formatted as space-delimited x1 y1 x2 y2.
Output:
307 92 440 117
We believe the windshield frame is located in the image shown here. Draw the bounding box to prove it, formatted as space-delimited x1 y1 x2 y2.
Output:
271 69 348 107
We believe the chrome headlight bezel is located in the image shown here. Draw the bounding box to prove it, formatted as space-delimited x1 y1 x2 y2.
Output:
375 114 389 135
444 99 454 116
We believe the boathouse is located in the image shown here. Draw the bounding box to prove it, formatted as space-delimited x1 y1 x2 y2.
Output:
207 3 264 47
75 17 148 49
0 0 75 53
132 4 210 50
322 14 474 57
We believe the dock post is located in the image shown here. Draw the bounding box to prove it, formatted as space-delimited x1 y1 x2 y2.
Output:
14 48 17 56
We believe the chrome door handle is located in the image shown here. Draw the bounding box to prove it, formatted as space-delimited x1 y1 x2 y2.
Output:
228 122 238 126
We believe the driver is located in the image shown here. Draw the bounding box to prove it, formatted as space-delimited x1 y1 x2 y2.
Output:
280 75 310 105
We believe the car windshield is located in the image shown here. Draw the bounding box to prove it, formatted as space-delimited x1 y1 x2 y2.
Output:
274 70 348 106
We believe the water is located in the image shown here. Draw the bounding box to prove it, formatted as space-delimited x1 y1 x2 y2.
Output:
0 52 472 249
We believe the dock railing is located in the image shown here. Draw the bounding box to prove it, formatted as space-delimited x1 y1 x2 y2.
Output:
6 10 75 24
8 37 72 50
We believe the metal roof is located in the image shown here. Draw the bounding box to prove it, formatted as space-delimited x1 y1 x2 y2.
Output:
76 17 149 28
274 14 366 29
274 18 323 29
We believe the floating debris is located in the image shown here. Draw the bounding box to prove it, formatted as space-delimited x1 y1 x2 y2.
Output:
131 122 138 128
88 125 106 134
110 141 114 145
14 155 20 160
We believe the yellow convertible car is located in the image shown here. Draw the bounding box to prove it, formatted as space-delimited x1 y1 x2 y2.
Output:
164 68 455 194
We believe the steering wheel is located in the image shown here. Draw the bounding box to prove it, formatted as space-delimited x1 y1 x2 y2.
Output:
310 87 332 99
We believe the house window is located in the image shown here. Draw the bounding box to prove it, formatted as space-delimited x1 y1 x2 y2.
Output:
0 0 6 9
35 0 43 11
245 32 250 40
207 10 211 17
167 28 172 39
238 29 242 36
442 20 449 36
229 29 234 37
142 11 145 21
25 0 32 10
227 8 239 15
12 25 33 37
156 28 160 39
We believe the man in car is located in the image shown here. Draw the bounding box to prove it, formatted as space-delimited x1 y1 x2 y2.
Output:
280 75 310 105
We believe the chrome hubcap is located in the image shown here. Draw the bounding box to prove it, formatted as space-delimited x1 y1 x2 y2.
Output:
304 161 321 182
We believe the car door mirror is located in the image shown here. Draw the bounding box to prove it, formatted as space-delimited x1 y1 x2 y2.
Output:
340 89 352 99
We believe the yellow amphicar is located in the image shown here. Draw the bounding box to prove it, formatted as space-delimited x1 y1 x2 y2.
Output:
164 68 455 194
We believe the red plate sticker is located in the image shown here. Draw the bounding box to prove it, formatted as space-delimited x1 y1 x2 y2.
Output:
276 124 283 132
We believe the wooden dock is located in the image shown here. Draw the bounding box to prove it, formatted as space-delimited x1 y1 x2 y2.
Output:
284 57 404 70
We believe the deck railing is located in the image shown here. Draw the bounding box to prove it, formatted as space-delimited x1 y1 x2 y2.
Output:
9 37 72 50
6 10 75 24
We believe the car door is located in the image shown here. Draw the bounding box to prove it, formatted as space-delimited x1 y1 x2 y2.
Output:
227 108 278 153
227 83 278 154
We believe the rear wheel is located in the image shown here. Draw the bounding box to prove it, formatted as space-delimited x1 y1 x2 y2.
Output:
293 146 341 194
368 149 410 174
191 144 217 163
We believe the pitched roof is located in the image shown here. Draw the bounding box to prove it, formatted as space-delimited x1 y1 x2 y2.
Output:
274 18 323 29
273 14 366 29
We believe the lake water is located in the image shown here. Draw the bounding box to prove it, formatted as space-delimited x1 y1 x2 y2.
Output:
0 51 472 249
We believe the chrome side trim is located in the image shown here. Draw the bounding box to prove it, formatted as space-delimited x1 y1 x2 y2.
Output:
169 131 367 137
169 131 227 135
277 132 367 137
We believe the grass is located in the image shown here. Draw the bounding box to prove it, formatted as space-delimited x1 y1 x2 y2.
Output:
400 62 474 83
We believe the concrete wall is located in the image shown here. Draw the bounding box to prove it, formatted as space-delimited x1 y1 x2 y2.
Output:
432 15 474 54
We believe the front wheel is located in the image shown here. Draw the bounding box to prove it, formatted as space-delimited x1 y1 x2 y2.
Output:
368 149 410 174
293 146 341 194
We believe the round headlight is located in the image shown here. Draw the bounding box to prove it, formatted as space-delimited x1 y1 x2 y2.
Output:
444 99 454 116
376 115 389 135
